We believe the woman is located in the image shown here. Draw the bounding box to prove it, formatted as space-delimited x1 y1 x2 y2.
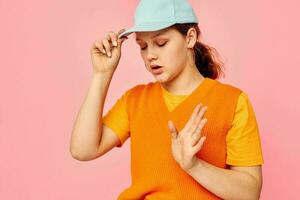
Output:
70 0 264 199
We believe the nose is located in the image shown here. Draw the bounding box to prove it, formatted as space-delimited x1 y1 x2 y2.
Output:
146 49 158 62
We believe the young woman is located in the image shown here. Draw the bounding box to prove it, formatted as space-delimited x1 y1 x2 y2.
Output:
70 0 264 199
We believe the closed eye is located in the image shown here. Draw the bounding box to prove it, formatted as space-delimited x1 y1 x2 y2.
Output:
141 42 167 50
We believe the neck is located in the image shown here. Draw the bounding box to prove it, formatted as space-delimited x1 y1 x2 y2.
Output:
161 64 205 95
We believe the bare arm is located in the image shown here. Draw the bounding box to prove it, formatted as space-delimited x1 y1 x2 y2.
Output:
69 29 128 161
70 72 114 161
185 159 262 200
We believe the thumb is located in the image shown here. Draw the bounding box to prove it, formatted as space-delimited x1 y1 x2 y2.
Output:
117 28 126 35
119 36 128 45
168 120 178 140
117 28 127 44
114 36 128 54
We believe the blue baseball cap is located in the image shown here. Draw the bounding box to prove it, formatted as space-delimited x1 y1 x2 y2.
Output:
118 0 199 39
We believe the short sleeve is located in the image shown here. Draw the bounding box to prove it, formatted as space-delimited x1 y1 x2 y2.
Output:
102 89 131 148
226 92 264 166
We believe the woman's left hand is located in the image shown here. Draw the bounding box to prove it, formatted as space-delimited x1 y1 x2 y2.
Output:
167 103 208 171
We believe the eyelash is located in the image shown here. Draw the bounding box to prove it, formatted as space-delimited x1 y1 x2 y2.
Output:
141 42 167 50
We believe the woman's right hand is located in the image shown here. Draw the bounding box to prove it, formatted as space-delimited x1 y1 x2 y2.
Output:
90 29 128 75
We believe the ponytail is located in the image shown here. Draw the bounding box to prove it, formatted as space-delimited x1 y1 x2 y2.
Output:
171 23 225 79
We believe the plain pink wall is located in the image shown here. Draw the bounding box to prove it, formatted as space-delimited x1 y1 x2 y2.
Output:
1 0 299 199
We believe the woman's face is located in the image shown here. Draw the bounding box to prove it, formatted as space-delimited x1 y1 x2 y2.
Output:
135 27 192 83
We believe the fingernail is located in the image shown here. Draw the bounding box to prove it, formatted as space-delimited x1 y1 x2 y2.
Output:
113 41 117 46
102 49 106 53
108 51 111 57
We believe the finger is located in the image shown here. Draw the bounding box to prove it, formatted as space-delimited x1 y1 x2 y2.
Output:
102 38 111 57
198 106 208 121
117 28 127 39
189 106 208 134
168 120 178 140
192 136 206 154
189 114 203 136
184 103 202 132
109 32 118 47
117 28 126 35
93 40 106 54
191 118 207 146
196 118 207 135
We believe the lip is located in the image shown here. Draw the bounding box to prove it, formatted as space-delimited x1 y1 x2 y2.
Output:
151 66 163 75
150 64 161 68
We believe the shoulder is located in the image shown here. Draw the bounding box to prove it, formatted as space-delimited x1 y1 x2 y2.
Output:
237 91 251 104
235 91 256 116
209 79 244 100
123 81 157 100
214 79 243 94
126 81 157 94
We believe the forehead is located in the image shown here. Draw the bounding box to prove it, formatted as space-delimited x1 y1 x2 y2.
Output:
135 27 173 41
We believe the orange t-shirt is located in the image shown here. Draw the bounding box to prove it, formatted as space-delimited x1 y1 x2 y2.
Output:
102 80 264 166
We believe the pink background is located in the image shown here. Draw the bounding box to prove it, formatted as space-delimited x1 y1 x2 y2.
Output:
1 0 299 199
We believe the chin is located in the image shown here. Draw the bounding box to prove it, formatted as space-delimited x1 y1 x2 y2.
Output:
153 73 172 83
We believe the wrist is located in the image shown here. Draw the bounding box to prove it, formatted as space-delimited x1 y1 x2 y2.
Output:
92 71 114 80
185 158 204 175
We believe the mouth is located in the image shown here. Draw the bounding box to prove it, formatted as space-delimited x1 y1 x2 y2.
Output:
150 64 164 75
150 64 162 69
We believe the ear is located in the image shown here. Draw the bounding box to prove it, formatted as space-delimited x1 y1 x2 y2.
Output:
186 27 197 49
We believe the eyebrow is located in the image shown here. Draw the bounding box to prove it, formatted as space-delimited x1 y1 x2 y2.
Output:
135 32 166 41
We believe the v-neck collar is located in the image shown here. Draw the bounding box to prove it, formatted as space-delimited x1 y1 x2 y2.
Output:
155 77 217 120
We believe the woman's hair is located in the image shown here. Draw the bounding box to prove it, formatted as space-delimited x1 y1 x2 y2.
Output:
170 23 225 80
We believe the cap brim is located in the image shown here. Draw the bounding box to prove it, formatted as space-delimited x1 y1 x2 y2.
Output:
118 21 176 39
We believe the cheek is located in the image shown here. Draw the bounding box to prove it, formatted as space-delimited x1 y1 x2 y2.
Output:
140 53 151 71
164 44 187 69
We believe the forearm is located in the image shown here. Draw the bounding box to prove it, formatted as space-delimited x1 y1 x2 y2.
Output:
70 72 114 160
185 159 261 200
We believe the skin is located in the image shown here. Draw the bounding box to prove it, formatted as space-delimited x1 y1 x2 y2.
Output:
135 26 205 95
135 27 263 199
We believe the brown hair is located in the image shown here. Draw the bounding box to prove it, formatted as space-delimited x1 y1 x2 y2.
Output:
170 23 225 79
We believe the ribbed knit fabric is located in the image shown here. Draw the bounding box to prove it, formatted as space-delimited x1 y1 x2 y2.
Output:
116 78 242 200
